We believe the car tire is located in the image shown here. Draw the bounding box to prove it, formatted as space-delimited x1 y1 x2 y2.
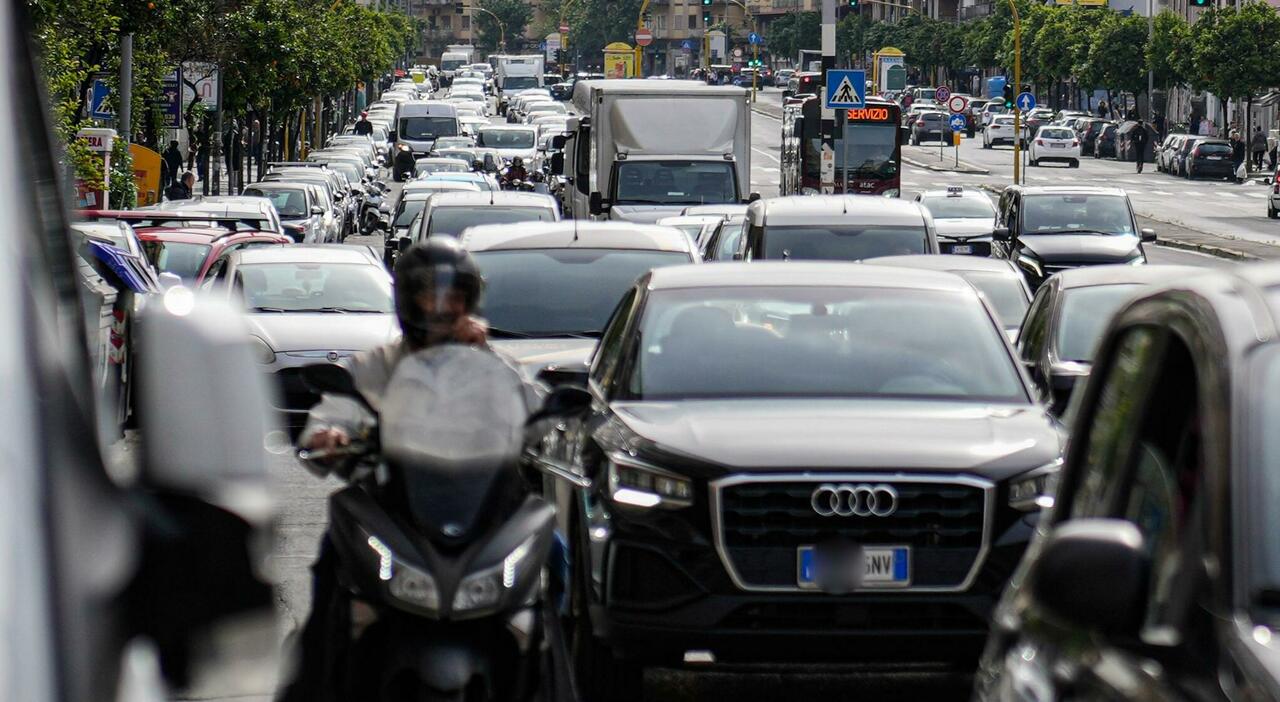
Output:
983 138 991 149
1186 167 1193 180
1071 159 1079 168
1269 203 1278 219
1030 158 1038 166
570 511 643 702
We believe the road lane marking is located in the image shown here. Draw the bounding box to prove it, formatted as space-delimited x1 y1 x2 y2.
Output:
1216 192 1239 198
1148 190 1173 196
752 147 780 164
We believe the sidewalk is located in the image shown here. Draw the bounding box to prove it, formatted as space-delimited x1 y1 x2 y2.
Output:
902 144 990 175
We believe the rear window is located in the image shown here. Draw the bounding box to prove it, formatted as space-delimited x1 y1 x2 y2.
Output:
426 206 555 238
1040 129 1074 140
763 225 930 261
1197 143 1232 155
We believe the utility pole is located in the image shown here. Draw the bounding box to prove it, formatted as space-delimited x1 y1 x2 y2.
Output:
1009 0 1021 186
1147 0 1153 122
212 66 223 195
820 0 836 194
119 34 133 144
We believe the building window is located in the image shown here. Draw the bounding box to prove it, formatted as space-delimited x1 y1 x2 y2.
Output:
441 14 451 28
688 13 697 28
657 14 667 29
462 15 470 28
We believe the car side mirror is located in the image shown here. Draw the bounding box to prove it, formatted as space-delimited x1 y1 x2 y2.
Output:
388 130 398 142
1140 228 1157 243
310 205 324 215
398 235 412 252
589 191 609 215
550 153 565 175
536 363 591 389
992 227 1012 242
551 134 568 150
1031 519 1149 637
527 383 593 426
157 271 183 291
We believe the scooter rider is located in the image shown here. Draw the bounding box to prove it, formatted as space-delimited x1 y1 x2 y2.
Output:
278 238 490 702
353 110 374 136
501 156 529 187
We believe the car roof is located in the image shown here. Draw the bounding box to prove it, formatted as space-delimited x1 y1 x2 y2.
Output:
424 191 557 208
403 181 482 194
149 197 275 215
863 254 1022 276
244 182 308 192
479 124 535 132
657 215 727 226
682 204 750 217
1053 264 1208 290
647 262 975 292
917 188 994 202
1010 185 1129 197
748 195 928 227
461 221 693 254
232 244 381 265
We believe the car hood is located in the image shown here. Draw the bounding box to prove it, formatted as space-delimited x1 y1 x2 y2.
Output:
934 218 995 238
247 312 399 352
610 399 1062 481
1019 233 1141 262
490 338 596 377
492 147 536 160
610 204 689 224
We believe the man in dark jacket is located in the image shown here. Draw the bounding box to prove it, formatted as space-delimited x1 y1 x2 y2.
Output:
353 111 373 136
161 140 184 187
165 172 194 201
1251 126 1267 171
1131 121 1148 173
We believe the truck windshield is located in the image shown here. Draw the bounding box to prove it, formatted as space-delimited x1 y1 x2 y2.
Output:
503 76 540 91
400 116 458 141
806 125 898 180
614 160 736 205
441 58 467 71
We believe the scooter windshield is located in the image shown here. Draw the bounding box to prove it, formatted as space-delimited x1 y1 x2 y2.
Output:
380 345 530 539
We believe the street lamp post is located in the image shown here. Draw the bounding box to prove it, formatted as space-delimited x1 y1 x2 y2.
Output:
471 5 506 51
1010 0 1021 185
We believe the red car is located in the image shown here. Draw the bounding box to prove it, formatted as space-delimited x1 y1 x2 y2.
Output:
77 210 292 284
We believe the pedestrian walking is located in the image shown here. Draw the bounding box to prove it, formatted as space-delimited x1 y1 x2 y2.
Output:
1230 130 1246 180
1132 120 1148 173
161 140 183 188
1251 126 1267 171
1200 116 1213 138
1097 100 1107 118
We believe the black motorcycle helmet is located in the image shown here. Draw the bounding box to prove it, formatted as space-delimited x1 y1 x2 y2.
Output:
393 238 483 347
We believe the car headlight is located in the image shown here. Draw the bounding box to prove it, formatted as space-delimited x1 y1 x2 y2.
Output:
1016 253 1044 278
882 188 900 198
1008 459 1063 512
451 533 538 614
249 336 275 364
607 452 693 509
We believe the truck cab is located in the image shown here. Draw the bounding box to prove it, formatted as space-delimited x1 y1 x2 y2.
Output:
554 80 755 223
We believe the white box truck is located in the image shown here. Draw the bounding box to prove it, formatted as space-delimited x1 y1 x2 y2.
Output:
440 45 475 83
495 55 545 92
554 80 754 222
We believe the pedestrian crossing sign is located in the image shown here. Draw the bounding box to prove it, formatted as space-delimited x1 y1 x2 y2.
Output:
825 69 866 110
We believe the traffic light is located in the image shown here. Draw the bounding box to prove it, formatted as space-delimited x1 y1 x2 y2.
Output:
849 0 858 6
703 10 712 24
1002 83 1014 109
1190 0 1209 5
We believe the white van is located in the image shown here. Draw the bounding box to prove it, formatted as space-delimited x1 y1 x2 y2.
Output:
392 100 461 156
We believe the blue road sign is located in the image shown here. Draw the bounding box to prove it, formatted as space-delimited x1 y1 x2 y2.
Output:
157 73 182 128
682 40 693 50
949 114 967 132
825 69 866 110
90 79 114 120
748 32 761 45
540 41 547 51
1016 92 1036 112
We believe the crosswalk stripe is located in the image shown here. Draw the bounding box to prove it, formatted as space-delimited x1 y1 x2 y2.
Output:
1148 190 1172 196
1217 191 1239 198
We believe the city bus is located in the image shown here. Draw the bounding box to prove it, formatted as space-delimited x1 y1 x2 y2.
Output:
780 95 905 197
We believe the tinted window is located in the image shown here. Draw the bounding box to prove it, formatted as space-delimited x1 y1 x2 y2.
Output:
714 220 747 260
1040 128 1074 140
237 263 391 313
477 129 536 149
395 199 429 226
418 161 470 175
614 161 736 205
958 271 1029 330
245 188 306 217
475 249 688 337
400 116 458 141
1197 143 1232 155
1055 284 1141 362
1253 347 1280 617
629 286 1025 402
1022 194 1134 236
1018 285 1052 362
918 196 995 219
763 225 929 260
141 241 211 281
426 206 554 237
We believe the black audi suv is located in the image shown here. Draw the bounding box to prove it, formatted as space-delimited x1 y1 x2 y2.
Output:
532 262 1064 699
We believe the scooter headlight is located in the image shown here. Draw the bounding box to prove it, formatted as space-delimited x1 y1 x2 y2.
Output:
369 536 441 612
451 533 538 615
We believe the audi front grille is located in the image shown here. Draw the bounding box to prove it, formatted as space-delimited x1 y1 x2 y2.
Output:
710 473 994 593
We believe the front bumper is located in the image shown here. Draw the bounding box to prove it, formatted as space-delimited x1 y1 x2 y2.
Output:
585 472 1036 665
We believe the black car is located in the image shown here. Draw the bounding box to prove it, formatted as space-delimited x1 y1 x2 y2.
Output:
1093 123 1119 158
549 81 574 101
1183 138 1236 180
534 262 1062 699
993 186 1157 290
1076 119 1109 156
1014 264 1203 415
974 263 1280 702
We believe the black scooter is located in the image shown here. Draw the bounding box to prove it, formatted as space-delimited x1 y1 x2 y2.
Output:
292 346 582 702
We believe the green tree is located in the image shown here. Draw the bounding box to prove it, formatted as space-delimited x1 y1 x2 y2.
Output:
476 0 534 52
1190 2 1280 132
764 10 819 65
1088 11 1147 114
564 0 644 59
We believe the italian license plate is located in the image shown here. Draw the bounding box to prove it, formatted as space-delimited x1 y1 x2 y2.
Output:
942 241 990 256
951 244 973 254
797 545 911 589
1050 143 1065 148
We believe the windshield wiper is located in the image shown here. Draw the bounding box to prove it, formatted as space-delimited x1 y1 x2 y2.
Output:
487 326 536 339
488 327 601 340
1029 229 1117 236
310 307 385 314
613 199 669 205
251 306 290 313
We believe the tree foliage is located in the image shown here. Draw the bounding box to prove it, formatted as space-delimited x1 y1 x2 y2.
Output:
476 0 534 52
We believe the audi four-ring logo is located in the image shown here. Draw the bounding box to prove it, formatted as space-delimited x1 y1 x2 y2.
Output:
810 484 899 517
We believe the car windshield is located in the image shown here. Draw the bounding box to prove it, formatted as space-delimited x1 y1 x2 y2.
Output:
504 76 540 90
1253 346 1280 623
237 262 392 313
920 196 995 219
477 129 535 149
763 225 929 260
956 271 1028 330
395 199 429 226
140 240 210 281
400 116 458 141
629 286 1026 402
245 188 306 218
1055 284 1141 362
426 206 554 237
475 249 688 337
614 160 736 205
1022 194 1134 236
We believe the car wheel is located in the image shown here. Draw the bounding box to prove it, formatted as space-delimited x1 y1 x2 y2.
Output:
570 510 642 702
1030 158 1038 166
1071 159 1079 168
1269 203 1278 219
1186 167 1193 180
983 138 991 149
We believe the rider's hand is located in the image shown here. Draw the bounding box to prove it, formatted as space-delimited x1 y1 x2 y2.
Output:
307 427 350 454
454 315 488 346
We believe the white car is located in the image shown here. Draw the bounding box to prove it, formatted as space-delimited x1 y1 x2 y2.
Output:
983 115 1024 149
1028 126 1081 167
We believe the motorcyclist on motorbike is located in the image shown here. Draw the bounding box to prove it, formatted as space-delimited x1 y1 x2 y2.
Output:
278 238 492 701
501 156 529 188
